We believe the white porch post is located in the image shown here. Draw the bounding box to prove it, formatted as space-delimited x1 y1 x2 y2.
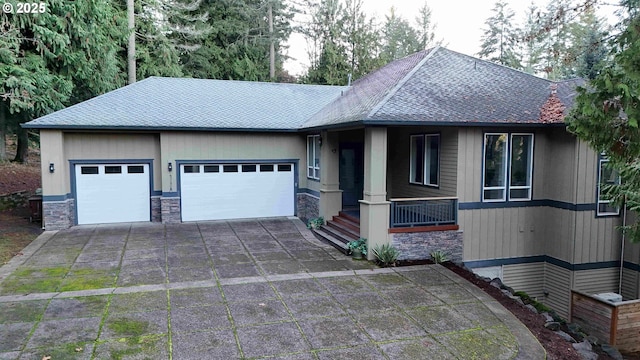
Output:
319 130 342 222
360 127 390 260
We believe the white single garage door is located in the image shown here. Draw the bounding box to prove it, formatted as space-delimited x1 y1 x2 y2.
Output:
180 163 295 221
75 164 150 225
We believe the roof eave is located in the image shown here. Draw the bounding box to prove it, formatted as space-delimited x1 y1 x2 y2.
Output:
21 124 301 132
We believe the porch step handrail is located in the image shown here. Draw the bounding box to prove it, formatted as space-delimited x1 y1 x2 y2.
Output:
390 197 458 228
389 196 458 202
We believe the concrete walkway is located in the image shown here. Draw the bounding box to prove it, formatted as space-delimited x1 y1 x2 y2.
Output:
0 218 544 359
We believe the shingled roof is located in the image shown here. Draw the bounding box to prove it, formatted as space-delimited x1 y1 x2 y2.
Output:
23 77 347 131
302 47 577 129
24 47 579 131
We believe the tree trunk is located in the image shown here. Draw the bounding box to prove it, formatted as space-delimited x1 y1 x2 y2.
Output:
13 118 28 163
0 102 6 161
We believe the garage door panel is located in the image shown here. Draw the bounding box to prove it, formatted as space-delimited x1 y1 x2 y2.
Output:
180 163 294 222
75 164 150 225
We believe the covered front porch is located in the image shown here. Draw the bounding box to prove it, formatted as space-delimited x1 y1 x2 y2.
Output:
313 126 462 261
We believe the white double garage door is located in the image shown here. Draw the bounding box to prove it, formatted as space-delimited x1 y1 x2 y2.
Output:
74 162 295 225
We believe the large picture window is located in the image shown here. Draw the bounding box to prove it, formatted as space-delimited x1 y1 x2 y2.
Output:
410 134 440 187
482 133 533 202
597 157 621 216
307 135 320 180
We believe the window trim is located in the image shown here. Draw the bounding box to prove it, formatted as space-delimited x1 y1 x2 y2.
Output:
409 133 440 188
307 135 320 180
596 156 621 217
482 133 509 202
482 132 534 203
508 133 534 202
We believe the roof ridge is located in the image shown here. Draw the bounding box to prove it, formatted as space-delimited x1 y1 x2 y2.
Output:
367 47 441 118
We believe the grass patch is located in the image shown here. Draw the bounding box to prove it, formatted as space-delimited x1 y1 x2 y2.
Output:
0 232 37 264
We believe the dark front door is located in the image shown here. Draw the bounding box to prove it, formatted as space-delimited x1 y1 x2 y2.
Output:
339 143 364 208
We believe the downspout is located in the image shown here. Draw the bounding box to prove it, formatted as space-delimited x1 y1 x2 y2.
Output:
619 195 627 295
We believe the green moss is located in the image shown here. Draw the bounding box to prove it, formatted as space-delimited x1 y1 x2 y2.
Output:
108 317 150 344
0 276 64 294
13 266 69 278
33 341 88 359
58 275 115 291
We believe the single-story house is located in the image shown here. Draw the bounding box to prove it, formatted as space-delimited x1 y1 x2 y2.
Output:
24 47 640 318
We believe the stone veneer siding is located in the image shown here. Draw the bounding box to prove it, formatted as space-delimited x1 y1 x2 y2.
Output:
161 197 181 224
43 199 75 230
151 196 162 222
391 230 463 263
297 193 319 224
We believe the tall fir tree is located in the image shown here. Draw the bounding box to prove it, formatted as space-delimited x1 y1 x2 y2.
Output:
415 1 440 50
1 0 126 162
379 7 421 63
520 2 546 75
478 0 521 69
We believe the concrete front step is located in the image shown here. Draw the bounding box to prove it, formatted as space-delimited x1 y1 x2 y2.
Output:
312 228 349 254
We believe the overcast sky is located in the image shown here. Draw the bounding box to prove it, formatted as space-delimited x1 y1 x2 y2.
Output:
283 0 619 76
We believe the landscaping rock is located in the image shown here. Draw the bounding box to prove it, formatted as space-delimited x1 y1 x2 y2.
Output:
541 312 554 323
525 304 538 313
489 278 503 289
584 335 599 346
544 321 560 331
601 344 623 360
555 330 577 343
513 297 525 306
573 341 597 360
567 323 582 335
572 340 592 352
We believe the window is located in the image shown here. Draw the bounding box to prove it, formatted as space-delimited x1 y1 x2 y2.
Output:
482 133 534 202
81 166 99 175
307 135 320 180
204 165 219 173
509 134 534 200
278 164 292 172
105 166 122 174
410 134 440 187
597 157 621 216
127 166 144 174
242 165 256 172
260 164 274 172
183 165 200 173
223 165 238 173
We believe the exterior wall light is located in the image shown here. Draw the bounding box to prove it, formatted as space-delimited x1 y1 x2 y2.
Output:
49 163 55 173
168 162 173 172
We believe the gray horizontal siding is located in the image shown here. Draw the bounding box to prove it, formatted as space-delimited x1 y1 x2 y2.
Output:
502 262 545 300
544 263 572 319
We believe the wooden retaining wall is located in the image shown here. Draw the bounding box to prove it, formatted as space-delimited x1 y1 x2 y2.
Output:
571 290 640 353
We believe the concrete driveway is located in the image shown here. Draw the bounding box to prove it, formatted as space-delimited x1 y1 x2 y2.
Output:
0 218 544 359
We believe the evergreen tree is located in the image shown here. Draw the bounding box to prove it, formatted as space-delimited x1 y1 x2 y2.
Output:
520 2 546 75
570 7 609 79
134 0 183 79
1 0 125 162
415 1 440 50
175 0 292 81
379 7 421 63
341 0 382 79
568 0 640 242
478 0 521 69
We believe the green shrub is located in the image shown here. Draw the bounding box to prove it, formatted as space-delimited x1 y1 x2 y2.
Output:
347 238 367 256
430 250 449 264
307 217 324 229
372 244 400 267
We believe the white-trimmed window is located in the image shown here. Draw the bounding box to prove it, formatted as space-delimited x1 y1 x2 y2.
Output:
482 133 534 202
307 135 320 180
410 134 440 187
597 156 621 216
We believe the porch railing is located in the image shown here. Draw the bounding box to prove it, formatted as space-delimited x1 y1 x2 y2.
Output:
390 197 458 228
